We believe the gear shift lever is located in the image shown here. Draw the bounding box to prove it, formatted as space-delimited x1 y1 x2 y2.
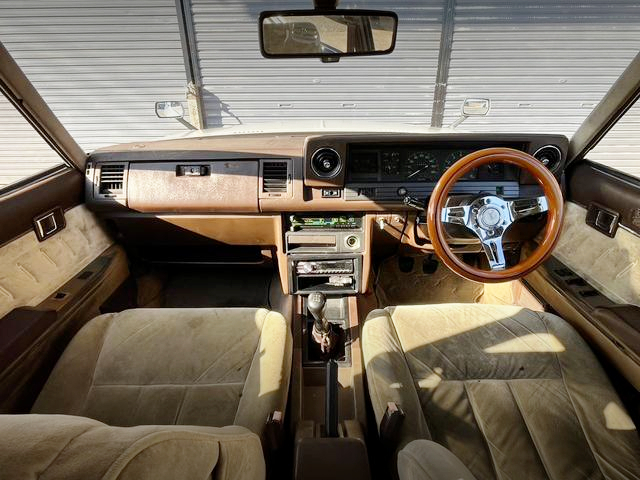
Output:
308 292 333 353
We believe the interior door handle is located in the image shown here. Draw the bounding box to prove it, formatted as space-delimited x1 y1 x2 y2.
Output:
586 202 619 238
33 207 66 241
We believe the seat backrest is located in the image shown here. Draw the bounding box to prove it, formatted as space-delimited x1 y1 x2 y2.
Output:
0 414 265 480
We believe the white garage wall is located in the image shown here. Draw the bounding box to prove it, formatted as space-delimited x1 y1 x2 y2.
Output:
0 0 639 185
0 93 65 188
0 0 191 153
588 99 640 178
190 0 444 127
442 1 640 137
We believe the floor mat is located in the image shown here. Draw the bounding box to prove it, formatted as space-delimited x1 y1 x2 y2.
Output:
160 265 272 308
375 254 484 306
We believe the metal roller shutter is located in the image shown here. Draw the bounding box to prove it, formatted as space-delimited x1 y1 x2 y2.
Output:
441 0 640 139
190 0 444 127
0 0 190 152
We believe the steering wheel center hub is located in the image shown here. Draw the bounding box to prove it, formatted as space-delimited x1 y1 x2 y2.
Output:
477 205 502 229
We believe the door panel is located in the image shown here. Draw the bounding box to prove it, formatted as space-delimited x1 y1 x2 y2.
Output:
526 158 640 390
0 204 114 319
0 168 82 247
0 171 129 412
552 202 640 307
568 161 640 235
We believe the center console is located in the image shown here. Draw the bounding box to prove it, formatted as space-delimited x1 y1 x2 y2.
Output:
285 214 365 294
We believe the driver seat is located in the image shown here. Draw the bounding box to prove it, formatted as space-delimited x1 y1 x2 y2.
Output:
362 304 640 479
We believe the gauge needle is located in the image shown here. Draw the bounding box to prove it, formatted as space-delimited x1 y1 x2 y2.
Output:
407 165 430 179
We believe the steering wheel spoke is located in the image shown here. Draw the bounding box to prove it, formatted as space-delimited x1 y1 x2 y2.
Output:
507 196 548 221
441 205 471 226
479 234 507 271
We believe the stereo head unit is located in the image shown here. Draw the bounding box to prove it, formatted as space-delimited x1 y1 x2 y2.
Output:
288 214 361 231
295 259 354 275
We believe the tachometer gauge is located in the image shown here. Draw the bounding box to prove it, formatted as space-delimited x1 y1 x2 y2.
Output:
442 150 478 179
442 150 469 170
405 152 439 181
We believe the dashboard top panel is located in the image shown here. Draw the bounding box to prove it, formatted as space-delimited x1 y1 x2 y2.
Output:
86 131 568 214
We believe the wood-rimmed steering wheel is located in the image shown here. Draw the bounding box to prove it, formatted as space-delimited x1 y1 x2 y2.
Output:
426 147 564 283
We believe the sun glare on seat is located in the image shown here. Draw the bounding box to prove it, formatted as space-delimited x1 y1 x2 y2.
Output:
484 333 565 353
604 402 636 431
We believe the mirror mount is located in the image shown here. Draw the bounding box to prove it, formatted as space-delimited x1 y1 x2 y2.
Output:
449 98 491 129
313 0 339 10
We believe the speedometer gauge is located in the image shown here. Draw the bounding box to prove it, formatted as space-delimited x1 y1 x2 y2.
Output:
405 152 439 181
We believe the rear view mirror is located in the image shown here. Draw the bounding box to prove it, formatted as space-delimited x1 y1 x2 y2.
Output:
259 10 398 61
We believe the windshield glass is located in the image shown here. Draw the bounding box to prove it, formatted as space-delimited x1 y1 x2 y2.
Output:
1 0 639 152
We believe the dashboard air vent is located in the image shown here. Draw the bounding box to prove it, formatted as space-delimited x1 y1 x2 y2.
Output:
533 146 562 172
98 163 126 196
311 148 342 178
261 160 290 194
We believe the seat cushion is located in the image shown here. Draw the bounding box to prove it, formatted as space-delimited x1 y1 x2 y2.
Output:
397 440 477 480
32 308 292 436
0 414 264 480
362 304 640 480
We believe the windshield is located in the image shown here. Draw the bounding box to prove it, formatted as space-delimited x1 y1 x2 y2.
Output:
1 1 639 152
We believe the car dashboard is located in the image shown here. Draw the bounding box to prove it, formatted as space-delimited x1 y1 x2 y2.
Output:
85 131 568 295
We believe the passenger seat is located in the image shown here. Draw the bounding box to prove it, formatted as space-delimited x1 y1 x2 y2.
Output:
0 414 264 480
3 307 292 480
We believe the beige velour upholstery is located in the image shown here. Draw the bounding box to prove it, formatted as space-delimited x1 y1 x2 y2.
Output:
0 204 113 318
553 202 640 307
32 307 292 437
362 304 640 480
0 414 264 480
397 439 477 480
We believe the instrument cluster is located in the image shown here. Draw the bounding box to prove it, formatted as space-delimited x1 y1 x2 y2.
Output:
347 144 517 182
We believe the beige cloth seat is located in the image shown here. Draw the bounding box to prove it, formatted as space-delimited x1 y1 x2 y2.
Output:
362 304 640 480
0 414 264 480
32 308 292 435
5 307 292 479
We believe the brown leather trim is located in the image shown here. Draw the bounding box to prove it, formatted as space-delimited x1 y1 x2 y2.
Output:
427 147 564 283
0 169 83 247
592 305 640 363
0 308 57 372
568 160 640 236
0 245 128 412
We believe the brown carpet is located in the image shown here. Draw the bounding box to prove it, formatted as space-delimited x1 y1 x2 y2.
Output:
375 255 484 306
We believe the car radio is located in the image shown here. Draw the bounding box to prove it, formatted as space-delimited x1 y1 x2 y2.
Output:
295 259 354 275
288 214 361 231
286 214 363 294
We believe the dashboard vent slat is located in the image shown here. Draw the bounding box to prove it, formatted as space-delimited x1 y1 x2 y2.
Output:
262 160 289 193
98 163 126 196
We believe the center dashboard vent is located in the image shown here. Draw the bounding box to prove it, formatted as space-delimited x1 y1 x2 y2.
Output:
97 163 127 198
261 159 291 196
533 145 562 172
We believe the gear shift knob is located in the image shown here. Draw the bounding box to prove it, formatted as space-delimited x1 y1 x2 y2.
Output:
307 292 326 321
308 292 333 353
